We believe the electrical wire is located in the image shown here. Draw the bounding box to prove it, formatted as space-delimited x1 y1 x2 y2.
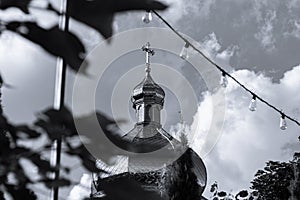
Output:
151 9 300 128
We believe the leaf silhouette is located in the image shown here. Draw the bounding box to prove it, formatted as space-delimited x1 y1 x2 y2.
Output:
42 106 75 130
6 22 86 72
4 184 37 200
34 106 77 140
0 113 17 142
236 190 248 198
73 111 126 163
65 143 106 173
15 125 41 139
217 191 227 197
0 190 4 200
40 178 71 189
0 130 11 156
34 119 72 140
27 153 56 176
67 0 168 38
0 0 32 14
13 163 32 185
110 0 168 12
0 73 13 88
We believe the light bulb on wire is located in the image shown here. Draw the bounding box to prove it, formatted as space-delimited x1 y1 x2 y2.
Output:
220 72 228 88
142 10 152 24
180 42 189 59
249 95 257 111
280 113 287 130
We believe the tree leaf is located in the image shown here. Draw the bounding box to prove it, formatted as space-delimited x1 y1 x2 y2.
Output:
0 190 4 200
236 190 248 198
15 125 41 139
110 0 168 12
34 119 72 140
26 153 56 176
41 106 74 129
34 106 78 140
6 22 86 72
0 0 32 14
67 0 168 38
40 178 71 189
217 191 226 197
0 73 13 88
5 184 37 200
65 144 106 173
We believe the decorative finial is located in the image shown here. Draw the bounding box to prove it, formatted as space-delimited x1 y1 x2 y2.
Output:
142 42 155 74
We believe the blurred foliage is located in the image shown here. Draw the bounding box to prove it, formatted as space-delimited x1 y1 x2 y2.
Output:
0 90 121 199
0 0 168 198
0 0 168 72
6 21 87 72
1 69 129 198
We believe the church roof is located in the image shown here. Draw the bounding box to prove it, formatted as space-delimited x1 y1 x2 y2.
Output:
121 124 175 153
92 148 207 198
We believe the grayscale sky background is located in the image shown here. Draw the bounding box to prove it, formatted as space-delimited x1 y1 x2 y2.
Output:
1 0 300 199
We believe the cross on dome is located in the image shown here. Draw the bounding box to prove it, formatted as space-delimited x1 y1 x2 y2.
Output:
142 42 155 74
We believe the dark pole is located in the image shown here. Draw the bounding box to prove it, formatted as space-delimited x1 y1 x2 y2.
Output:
50 0 69 199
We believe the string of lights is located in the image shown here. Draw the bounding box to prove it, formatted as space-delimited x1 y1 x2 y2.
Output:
143 10 300 130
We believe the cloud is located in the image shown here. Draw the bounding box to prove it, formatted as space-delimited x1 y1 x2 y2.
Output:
191 65 300 196
286 0 300 11
201 33 221 55
284 19 300 39
160 0 216 24
68 174 91 200
197 0 216 19
196 32 237 70
254 10 277 53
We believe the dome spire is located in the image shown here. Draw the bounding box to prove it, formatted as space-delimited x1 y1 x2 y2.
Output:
131 42 165 112
142 42 155 74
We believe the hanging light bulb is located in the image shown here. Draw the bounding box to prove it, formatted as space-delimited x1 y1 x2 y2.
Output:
180 42 189 59
220 72 228 88
280 114 287 130
142 10 152 24
249 95 257 111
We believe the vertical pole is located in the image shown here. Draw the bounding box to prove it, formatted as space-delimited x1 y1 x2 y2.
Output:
50 0 69 199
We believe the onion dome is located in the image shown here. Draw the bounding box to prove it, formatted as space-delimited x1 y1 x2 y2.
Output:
132 70 165 109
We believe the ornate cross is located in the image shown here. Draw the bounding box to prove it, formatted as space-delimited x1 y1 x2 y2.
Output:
142 42 155 73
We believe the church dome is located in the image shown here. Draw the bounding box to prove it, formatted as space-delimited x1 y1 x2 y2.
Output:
132 71 165 109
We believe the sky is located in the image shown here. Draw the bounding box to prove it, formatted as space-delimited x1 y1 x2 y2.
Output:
1 0 300 199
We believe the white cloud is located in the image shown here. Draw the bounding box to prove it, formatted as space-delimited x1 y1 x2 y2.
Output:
197 0 216 19
284 19 300 39
68 174 91 200
201 33 221 55
195 32 238 70
160 0 187 23
251 0 269 22
286 0 300 11
254 10 277 53
191 65 300 196
160 0 216 24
